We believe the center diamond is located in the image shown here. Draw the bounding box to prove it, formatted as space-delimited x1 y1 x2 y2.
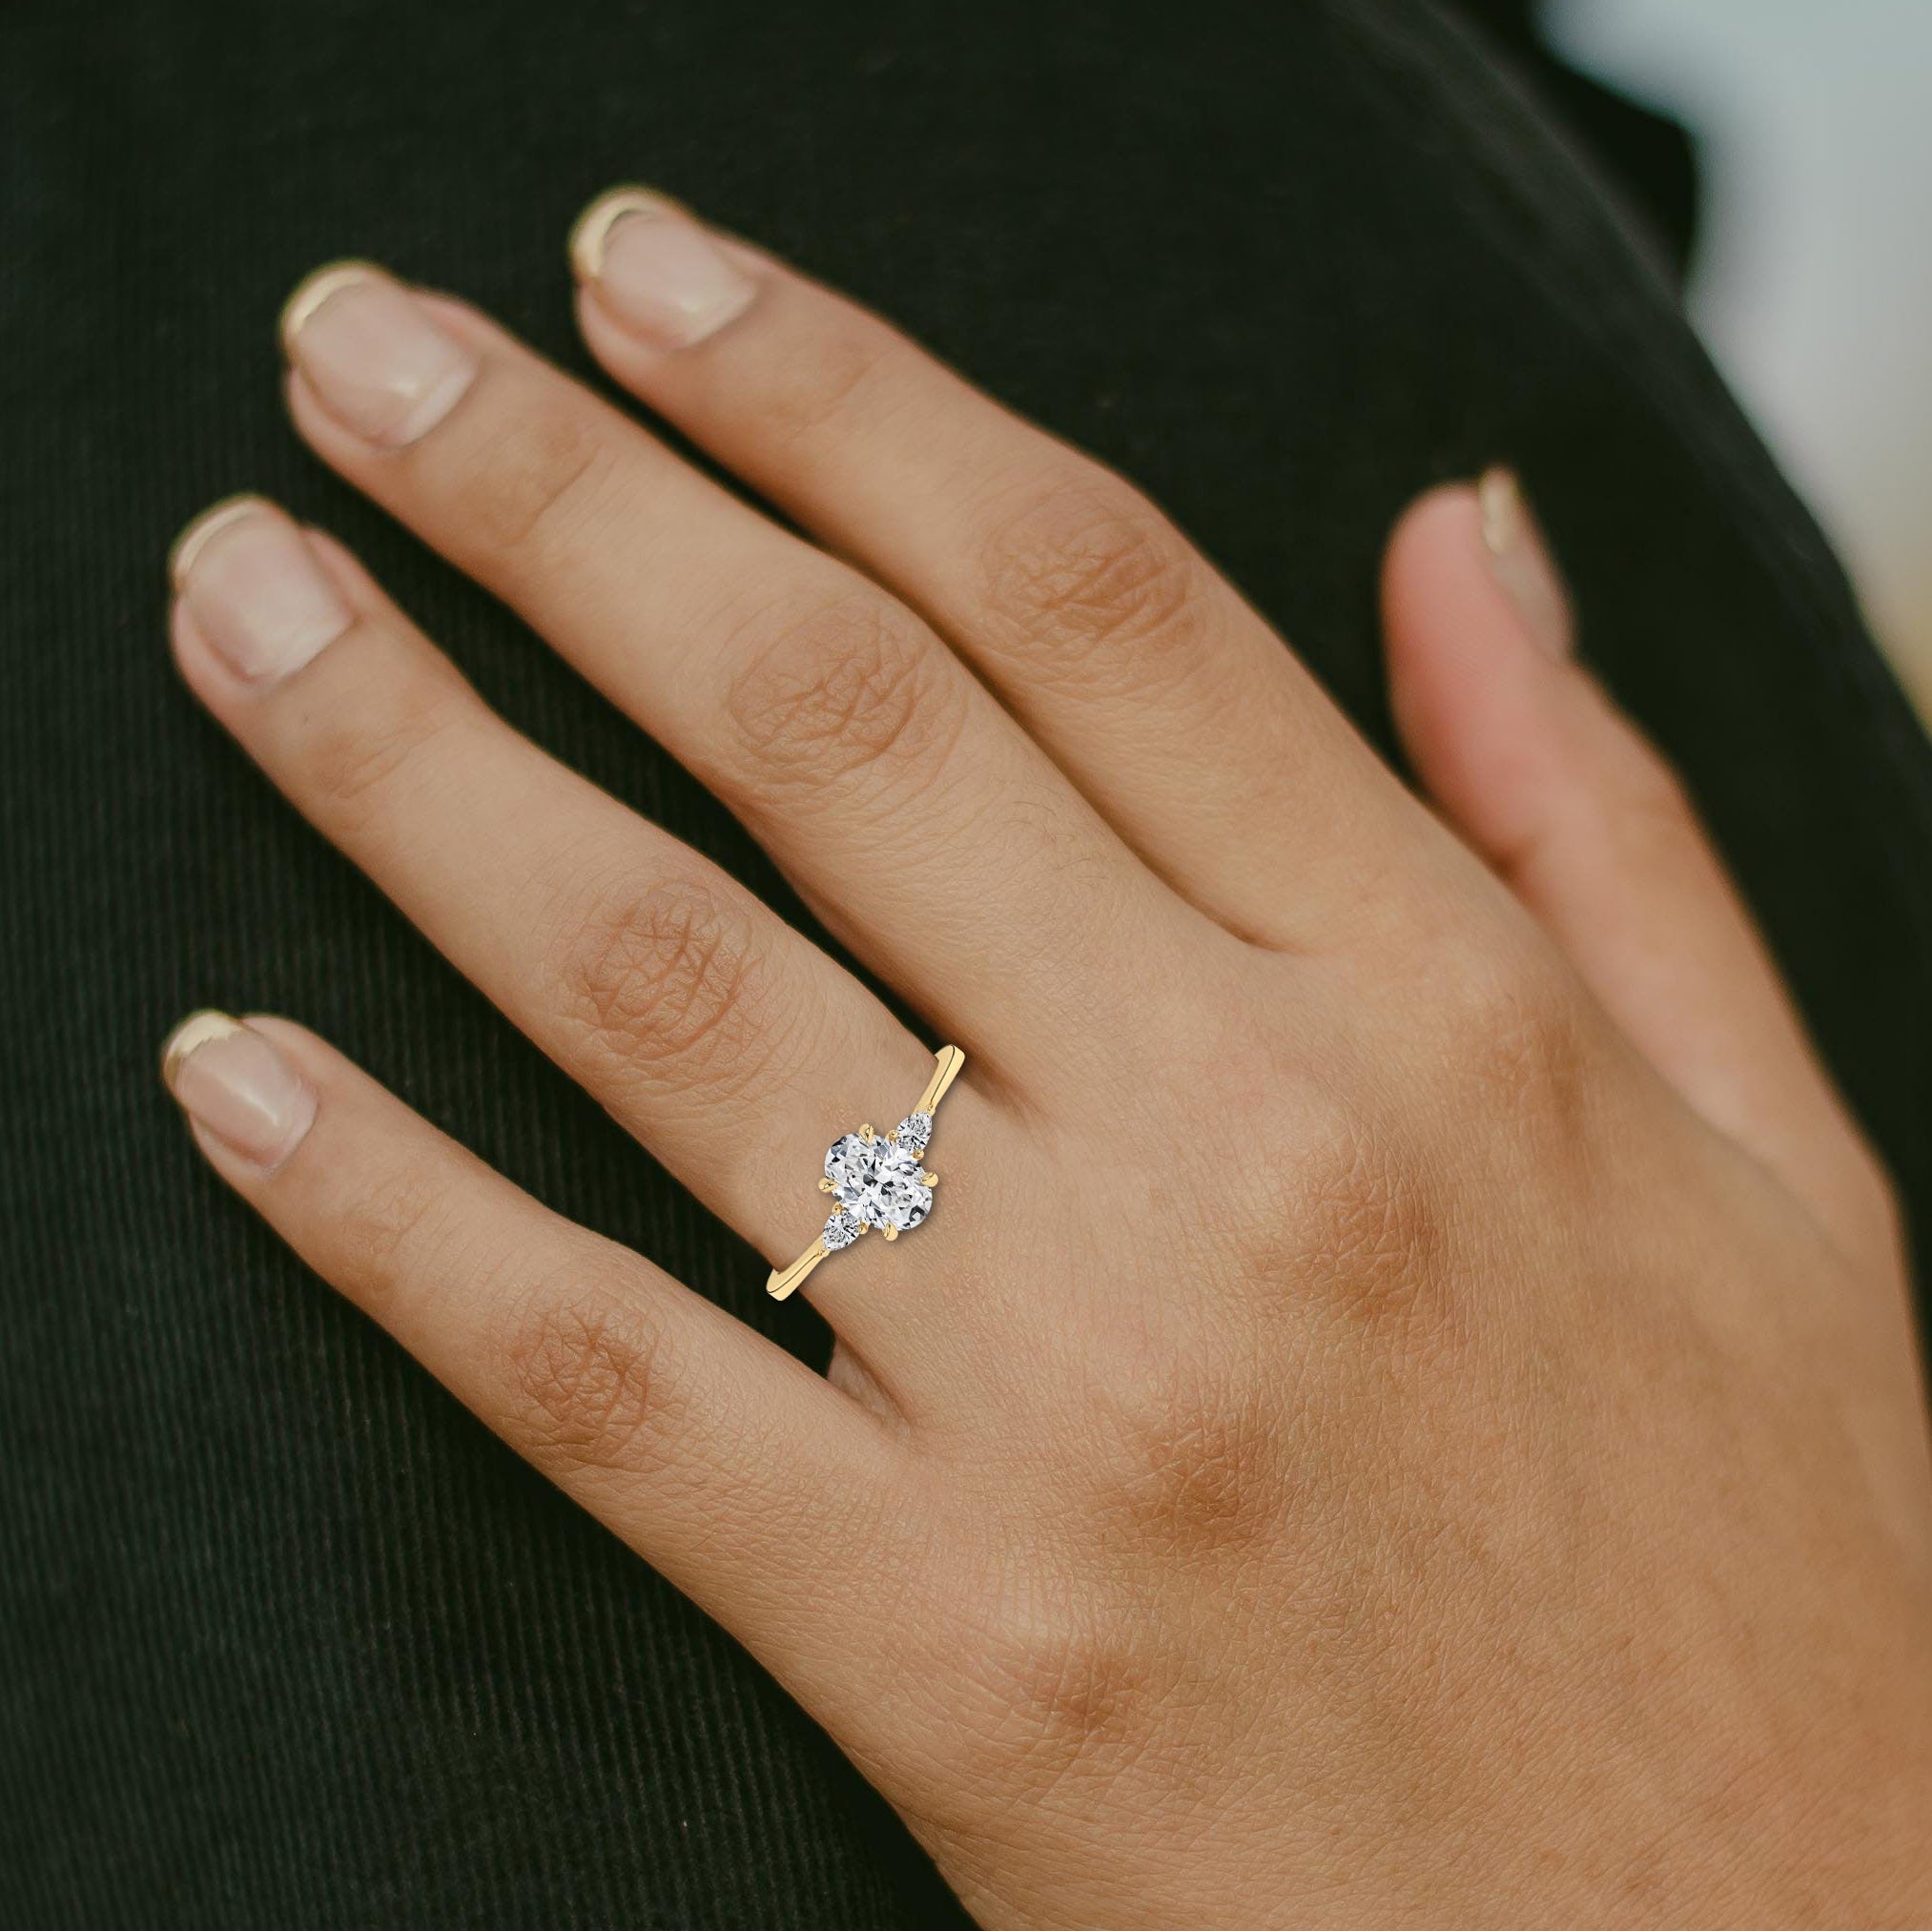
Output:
825 1132 933 1234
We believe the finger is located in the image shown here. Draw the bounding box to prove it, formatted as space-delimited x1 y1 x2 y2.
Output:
566 188 1428 949
1381 474 1900 1272
168 495 958 1341
159 1010 913 1726
277 263 1200 1083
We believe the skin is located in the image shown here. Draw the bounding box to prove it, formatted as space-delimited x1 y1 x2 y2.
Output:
161 192 1932 1927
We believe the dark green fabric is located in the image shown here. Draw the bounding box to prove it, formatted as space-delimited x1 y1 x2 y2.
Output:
3 2 1926 1924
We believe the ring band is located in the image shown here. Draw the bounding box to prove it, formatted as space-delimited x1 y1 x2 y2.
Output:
766 1046 965 1300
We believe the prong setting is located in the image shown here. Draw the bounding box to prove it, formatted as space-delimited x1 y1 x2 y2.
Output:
767 1048 962 1298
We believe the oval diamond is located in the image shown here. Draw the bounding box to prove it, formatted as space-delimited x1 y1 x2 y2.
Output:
824 1132 933 1234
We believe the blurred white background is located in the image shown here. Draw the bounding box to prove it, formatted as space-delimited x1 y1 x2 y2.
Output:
1548 0 1932 714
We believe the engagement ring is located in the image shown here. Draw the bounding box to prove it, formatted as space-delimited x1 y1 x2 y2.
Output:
766 1046 964 1299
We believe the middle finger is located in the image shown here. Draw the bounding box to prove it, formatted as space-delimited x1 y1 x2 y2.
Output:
278 265 1204 1084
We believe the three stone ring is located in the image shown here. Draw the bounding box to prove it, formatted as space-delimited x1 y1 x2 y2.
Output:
766 1046 966 1300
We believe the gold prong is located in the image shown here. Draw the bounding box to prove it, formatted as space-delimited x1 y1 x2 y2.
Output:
818 1177 837 1194
919 1171 936 1186
882 1225 898 1242
857 1221 872 1233
858 1122 875 1144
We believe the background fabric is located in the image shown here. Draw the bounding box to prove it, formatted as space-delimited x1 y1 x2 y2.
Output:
1457 0 1701 281
3 2 1928 1924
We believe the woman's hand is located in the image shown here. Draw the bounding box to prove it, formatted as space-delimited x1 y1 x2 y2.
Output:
161 190 1932 1927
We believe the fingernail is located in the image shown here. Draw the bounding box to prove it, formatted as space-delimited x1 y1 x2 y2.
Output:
162 1013 317 1172
282 262 478 447
1478 467 1574 659
169 498 353 685
570 188 757 350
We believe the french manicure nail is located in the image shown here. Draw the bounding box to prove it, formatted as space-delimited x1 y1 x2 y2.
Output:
170 498 352 685
282 263 478 447
571 189 757 350
1478 467 1574 659
162 1012 317 1172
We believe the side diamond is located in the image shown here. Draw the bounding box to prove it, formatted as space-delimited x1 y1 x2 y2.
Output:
822 1209 864 1252
896 1111 934 1153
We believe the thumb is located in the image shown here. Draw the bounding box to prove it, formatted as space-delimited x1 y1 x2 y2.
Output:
1381 472 1898 1280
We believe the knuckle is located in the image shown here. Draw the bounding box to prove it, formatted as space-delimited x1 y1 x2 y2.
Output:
1278 1085 1450 1343
951 1592 1152 1794
1081 1341 1290 1558
721 585 963 795
302 648 464 817
502 1286 680 1478
552 874 775 1097
1439 935 1590 1127
1161 1016 1459 1348
973 468 1206 687
1189 1020 1456 1351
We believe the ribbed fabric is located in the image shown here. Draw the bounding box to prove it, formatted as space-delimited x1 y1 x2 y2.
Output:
3 2 1927 1924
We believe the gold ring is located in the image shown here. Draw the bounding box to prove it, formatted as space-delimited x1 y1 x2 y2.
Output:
766 1046 965 1300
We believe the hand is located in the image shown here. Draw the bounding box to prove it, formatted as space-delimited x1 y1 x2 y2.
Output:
161 189 1932 1927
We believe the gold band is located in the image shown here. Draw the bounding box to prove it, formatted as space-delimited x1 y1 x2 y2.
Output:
765 1237 831 1304
915 1043 966 1118
767 1046 964 1301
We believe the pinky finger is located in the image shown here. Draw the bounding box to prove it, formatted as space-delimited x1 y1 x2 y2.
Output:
160 1010 909 1713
